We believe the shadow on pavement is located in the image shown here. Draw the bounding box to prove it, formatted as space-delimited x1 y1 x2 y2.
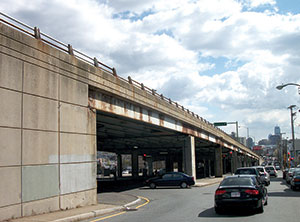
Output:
98 180 145 193
270 177 283 182
198 207 255 218
268 188 300 197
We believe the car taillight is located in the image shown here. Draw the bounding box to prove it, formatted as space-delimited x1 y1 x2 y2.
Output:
294 178 300 182
245 189 259 195
215 190 226 195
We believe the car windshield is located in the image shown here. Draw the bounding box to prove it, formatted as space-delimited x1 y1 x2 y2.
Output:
220 177 255 186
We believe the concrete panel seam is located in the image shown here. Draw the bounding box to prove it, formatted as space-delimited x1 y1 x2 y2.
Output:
60 131 96 136
59 188 97 197
0 202 21 209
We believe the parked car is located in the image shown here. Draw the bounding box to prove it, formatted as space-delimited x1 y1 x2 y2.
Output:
214 175 268 214
145 172 195 189
286 168 296 184
290 170 300 190
253 166 270 186
234 167 262 184
265 166 278 177
275 165 281 170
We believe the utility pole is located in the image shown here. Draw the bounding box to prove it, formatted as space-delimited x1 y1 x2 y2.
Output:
288 105 297 166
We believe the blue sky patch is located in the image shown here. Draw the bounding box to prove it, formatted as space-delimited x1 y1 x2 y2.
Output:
198 56 245 76
113 9 154 21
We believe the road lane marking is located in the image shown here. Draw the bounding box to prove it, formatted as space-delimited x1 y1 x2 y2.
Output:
135 196 150 209
90 211 126 222
90 196 150 221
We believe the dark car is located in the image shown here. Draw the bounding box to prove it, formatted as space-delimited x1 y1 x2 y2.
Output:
286 168 296 184
290 170 300 190
235 167 262 184
145 172 195 189
214 175 268 214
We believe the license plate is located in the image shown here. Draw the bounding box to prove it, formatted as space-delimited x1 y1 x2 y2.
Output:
231 192 240 197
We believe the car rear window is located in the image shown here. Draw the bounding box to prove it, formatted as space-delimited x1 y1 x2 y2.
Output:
265 167 274 170
235 169 256 175
220 177 254 186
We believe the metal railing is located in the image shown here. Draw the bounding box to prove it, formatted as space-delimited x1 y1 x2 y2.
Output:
0 12 258 158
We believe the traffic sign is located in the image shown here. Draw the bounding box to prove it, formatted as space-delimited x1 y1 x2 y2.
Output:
214 122 227 126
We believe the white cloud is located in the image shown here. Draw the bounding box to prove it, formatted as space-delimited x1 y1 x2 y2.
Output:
1 0 300 141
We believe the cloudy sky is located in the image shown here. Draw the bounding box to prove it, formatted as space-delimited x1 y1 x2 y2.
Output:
1 0 300 142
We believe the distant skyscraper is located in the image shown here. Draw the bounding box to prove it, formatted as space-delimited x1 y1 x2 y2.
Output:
274 126 281 136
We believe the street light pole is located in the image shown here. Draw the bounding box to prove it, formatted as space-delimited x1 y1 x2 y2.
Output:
288 105 297 166
276 83 300 93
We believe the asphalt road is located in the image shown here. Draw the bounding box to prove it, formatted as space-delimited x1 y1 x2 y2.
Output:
87 172 300 222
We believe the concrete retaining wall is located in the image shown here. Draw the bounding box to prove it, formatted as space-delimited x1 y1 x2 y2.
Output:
0 22 96 221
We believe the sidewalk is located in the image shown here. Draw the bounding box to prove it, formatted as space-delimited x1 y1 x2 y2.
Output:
9 175 227 222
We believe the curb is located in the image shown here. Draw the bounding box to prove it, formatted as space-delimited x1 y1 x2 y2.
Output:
53 198 142 222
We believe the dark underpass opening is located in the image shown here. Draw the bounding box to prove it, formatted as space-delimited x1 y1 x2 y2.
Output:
95 110 231 192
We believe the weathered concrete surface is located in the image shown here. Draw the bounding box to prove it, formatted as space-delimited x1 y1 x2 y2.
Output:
0 21 97 221
60 162 96 195
0 128 21 166
0 204 21 221
0 88 21 127
0 167 21 206
0 52 22 91
60 189 97 210
60 103 95 134
22 130 58 164
60 75 88 106
60 133 96 163
24 63 58 99
184 136 196 179
23 94 58 131
22 165 59 202
22 196 59 217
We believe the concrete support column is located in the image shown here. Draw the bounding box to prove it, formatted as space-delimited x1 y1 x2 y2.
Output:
223 157 227 174
117 154 122 177
183 136 196 178
232 151 238 173
166 154 174 172
178 155 183 172
132 151 139 179
215 146 223 177
208 160 212 177
147 157 153 176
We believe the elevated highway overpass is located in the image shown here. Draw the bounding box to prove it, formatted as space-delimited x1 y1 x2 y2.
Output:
0 13 261 221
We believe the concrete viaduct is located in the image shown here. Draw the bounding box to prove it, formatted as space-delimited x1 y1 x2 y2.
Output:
0 14 260 221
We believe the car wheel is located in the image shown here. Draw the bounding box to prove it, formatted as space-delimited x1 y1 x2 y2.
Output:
180 182 188 188
149 182 156 189
257 200 264 213
291 185 295 191
215 206 223 214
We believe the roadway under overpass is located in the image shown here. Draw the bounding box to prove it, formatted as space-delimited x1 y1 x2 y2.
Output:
90 87 259 183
